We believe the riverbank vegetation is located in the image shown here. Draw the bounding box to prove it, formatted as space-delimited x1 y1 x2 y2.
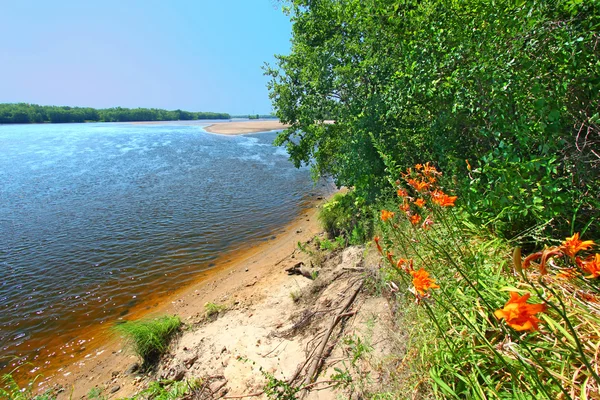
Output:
266 0 600 398
0 103 230 124
115 316 181 369
267 0 599 241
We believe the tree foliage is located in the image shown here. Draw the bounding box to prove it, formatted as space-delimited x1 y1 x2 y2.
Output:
0 103 230 124
266 0 600 238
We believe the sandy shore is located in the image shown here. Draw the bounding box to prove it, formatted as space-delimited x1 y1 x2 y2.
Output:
44 194 328 398
204 120 289 135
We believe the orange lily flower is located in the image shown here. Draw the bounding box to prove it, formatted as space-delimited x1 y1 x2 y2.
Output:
422 162 440 177
410 268 440 296
431 190 457 207
494 292 546 332
578 253 600 279
397 188 408 197
409 214 422 225
407 178 430 192
396 258 411 272
415 163 424 170
413 198 426 208
374 236 383 254
399 202 411 213
381 209 395 222
561 233 595 257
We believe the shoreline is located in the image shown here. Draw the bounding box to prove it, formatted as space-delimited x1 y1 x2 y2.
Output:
203 120 289 135
42 192 331 398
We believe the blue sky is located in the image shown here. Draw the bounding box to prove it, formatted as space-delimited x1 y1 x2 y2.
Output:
0 1 292 115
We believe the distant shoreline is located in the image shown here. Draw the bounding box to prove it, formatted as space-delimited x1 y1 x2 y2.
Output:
0 103 230 124
204 120 290 135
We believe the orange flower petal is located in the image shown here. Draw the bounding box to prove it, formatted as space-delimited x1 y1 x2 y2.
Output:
579 253 600 279
381 209 395 222
561 233 595 257
409 268 439 296
495 292 546 332
409 214 422 225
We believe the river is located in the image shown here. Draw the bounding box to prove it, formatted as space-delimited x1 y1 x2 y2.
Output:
0 121 327 378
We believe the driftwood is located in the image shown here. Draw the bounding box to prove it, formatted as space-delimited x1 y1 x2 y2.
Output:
298 281 364 397
285 261 314 280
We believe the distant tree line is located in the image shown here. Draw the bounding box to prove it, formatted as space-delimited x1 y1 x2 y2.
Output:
0 103 230 124
231 114 277 119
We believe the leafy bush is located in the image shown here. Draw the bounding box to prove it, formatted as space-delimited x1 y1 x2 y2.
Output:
267 0 600 239
115 315 181 368
318 192 372 244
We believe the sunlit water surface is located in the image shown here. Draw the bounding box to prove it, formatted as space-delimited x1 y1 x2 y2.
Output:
0 121 329 378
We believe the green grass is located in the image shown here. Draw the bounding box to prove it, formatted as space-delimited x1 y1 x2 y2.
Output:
375 204 600 398
87 387 106 400
125 379 200 400
0 370 56 400
115 315 181 368
204 302 226 318
289 290 302 303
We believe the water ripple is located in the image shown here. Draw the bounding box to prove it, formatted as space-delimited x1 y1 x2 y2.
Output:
0 122 331 377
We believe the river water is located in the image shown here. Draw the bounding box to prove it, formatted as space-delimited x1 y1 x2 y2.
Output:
0 121 327 378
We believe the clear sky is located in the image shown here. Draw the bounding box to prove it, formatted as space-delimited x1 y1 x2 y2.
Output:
0 1 292 115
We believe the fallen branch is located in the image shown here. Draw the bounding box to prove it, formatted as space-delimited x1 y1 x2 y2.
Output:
275 248 297 266
221 391 264 399
210 379 228 396
300 281 364 392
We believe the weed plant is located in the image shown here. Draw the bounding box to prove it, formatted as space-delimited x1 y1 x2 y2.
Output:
115 315 181 368
125 379 199 400
204 302 226 318
374 163 600 398
0 370 56 400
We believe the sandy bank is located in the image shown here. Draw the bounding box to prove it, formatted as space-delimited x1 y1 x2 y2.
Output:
204 120 289 135
53 226 394 400
45 194 327 398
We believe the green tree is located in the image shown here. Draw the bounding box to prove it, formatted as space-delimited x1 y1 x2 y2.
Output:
266 0 600 238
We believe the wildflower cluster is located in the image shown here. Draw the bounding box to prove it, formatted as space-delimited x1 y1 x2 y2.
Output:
375 233 440 301
382 162 456 231
374 162 600 397
493 232 598 332
377 163 457 300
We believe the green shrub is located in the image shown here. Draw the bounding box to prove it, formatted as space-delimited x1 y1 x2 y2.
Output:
268 0 600 240
115 315 181 368
318 192 372 244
